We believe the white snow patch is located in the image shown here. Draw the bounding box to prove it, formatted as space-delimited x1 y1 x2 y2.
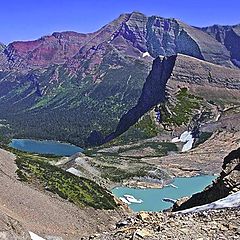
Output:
142 52 150 58
171 137 181 143
66 167 81 177
215 114 221 122
180 131 192 142
171 131 194 152
29 232 46 240
177 191 240 214
107 35 115 43
182 137 194 152
169 183 178 189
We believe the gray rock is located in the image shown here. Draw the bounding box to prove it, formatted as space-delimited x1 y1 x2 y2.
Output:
0 211 31 240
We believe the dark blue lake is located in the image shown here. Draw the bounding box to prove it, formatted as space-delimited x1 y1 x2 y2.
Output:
112 175 216 212
9 139 83 156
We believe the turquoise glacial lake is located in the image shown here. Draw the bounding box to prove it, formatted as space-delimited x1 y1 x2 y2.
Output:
9 139 83 156
112 175 216 212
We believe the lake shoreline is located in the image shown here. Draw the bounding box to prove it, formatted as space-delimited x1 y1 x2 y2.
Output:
9 138 84 156
112 175 216 212
110 172 217 191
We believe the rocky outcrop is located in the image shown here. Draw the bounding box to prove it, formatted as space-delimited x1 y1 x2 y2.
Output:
87 208 240 240
0 42 5 51
202 24 240 67
172 147 240 211
171 54 240 90
144 15 232 67
0 211 31 240
119 12 148 53
102 55 176 144
176 21 232 67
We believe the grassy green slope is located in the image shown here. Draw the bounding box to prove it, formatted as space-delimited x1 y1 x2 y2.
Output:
0 52 151 146
2 145 117 210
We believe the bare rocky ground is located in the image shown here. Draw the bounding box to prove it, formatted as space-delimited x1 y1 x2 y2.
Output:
0 211 31 240
87 208 240 240
62 99 240 189
66 127 239 189
0 149 125 240
146 130 240 178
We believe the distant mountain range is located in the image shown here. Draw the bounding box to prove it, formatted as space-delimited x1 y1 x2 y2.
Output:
0 12 240 146
1 12 240 69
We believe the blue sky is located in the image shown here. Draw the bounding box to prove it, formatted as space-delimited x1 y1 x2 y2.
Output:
1 0 240 44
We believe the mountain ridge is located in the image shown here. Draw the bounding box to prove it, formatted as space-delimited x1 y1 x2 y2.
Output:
1 11 240 71
0 11 240 146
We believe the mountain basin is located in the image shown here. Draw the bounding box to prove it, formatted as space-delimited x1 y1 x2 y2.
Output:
9 139 83 156
112 175 216 212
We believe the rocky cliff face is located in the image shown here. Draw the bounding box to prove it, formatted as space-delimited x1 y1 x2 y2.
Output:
171 54 240 90
202 24 240 67
0 11 237 73
86 53 240 145
172 147 240 211
4 31 91 70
